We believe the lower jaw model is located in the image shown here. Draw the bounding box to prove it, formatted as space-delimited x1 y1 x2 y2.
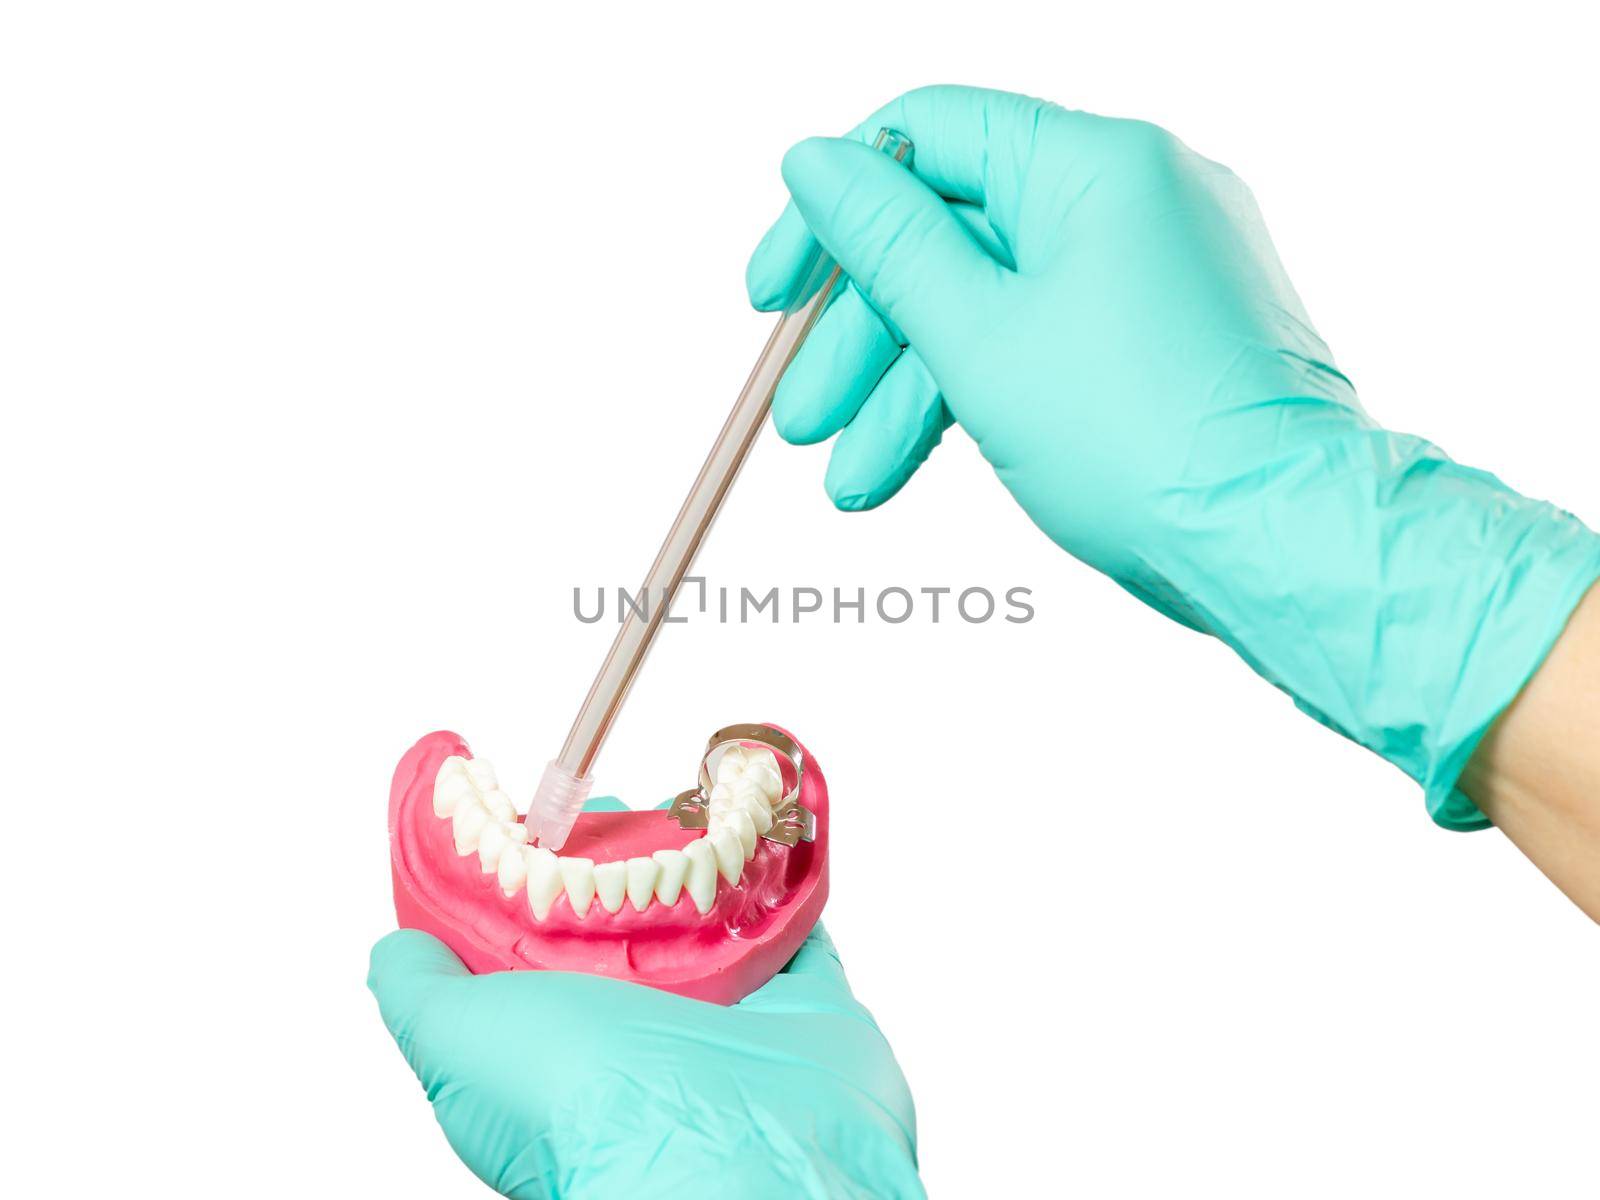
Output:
388 724 829 1004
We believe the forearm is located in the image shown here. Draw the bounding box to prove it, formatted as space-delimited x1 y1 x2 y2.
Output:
1461 582 1600 921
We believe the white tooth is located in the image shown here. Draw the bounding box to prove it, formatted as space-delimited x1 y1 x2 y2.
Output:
498 839 529 896
741 792 773 835
626 856 660 911
726 809 757 859
452 793 489 855
438 773 478 819
652 848 689 906
479 820 529 872
713 748 747 785
481 788 517 822
433 757 471 817
464 758 499 792
683 839 718 914
477 820 512 872
709 827 743 885
558 857 596 918
742 761 783 805
742 746 779 776
593 861 628 914
729 777 768 816
709 782 735 804
525 847 563 920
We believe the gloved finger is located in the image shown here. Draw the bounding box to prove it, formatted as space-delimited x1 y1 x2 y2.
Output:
367 929 470 1040
824 349 951 511
746 86 1031 311
852 84 1043 204
750 198 1007 335
772 283 899 445
746 201 815 312
740 922 877 1021
781 922 851 987
781 136 1007 348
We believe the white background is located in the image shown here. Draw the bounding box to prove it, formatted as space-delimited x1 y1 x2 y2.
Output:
3 2 1596 1196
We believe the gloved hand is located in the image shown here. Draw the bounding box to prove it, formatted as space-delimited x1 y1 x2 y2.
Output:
369 899 922 1198
748 85 1600 828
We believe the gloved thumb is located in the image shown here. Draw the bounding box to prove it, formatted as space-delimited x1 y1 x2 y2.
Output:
367 928 470 1043
780 135 1006 348
780 922 853 989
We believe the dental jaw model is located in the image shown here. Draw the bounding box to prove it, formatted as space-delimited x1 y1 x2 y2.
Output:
388 130 909 1002
389 724 829 1004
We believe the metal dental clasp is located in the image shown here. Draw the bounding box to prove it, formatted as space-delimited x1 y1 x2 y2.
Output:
667 787 710 829
668 722 815 845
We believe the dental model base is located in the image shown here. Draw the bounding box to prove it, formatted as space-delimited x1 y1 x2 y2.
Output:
527 128 913 852
389 723 829 1005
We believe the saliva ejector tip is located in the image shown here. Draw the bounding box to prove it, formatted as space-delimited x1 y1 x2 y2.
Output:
528 759 593 852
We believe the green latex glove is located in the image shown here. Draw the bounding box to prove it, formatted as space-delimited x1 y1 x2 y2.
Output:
747 85 1600 829
369 799 922 1199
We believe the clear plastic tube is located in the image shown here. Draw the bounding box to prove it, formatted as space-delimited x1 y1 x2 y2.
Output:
529 129 913 850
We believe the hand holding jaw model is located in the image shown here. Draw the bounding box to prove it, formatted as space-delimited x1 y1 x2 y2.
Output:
371 85 1600 1196
368 923 921 1198
374 728 911 1197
